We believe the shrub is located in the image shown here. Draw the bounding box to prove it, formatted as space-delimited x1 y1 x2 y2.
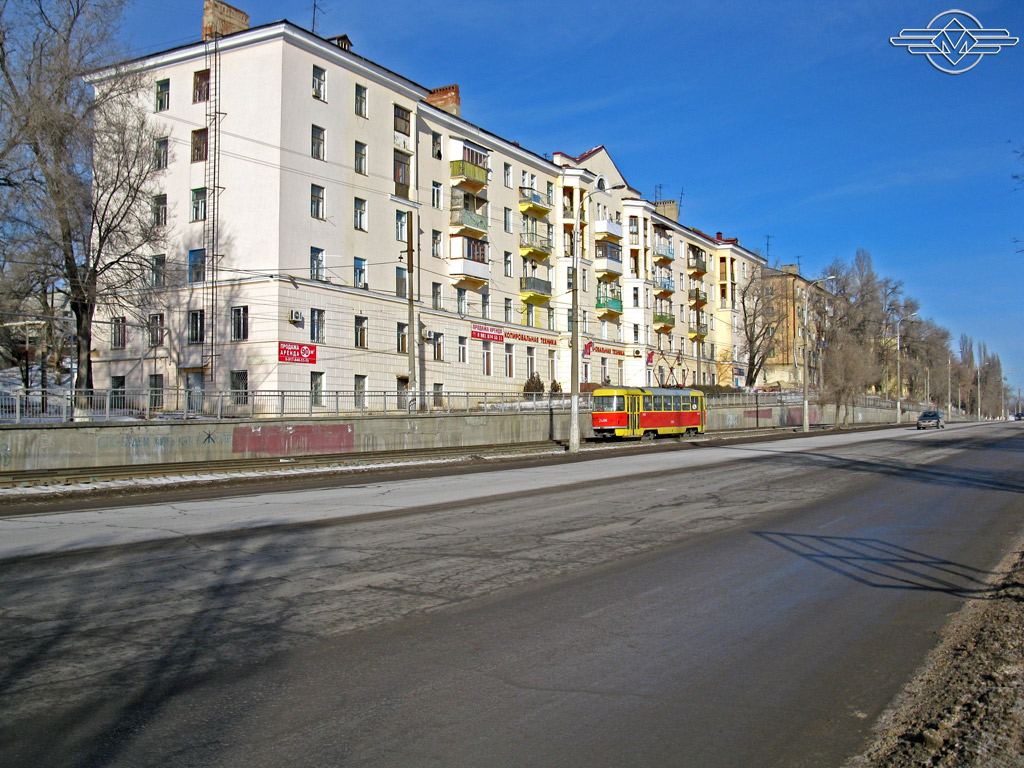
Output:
523 372 545 393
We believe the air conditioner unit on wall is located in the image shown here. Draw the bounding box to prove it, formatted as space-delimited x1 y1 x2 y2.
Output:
422 329 435 341
288 309 303 323
633 349 643 357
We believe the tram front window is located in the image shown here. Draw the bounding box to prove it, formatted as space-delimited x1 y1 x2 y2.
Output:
593 395 624 411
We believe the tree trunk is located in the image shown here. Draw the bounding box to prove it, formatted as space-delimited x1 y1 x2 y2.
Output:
72 300 94 392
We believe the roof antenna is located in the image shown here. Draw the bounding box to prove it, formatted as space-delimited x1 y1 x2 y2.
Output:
311 0 327 34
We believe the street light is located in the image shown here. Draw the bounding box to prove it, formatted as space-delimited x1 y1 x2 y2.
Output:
802 275 835 433
895 312 917 424
570 182 625 453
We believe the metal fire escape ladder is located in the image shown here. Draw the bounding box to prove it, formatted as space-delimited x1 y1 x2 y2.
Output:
202 36 224 384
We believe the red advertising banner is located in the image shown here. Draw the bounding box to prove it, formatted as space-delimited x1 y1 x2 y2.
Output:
279 342 317 364
471 323 504 342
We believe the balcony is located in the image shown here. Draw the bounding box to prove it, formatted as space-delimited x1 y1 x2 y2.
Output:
519 187 553 216
654 313 676 330
450 159 487 189
687 253 707 274
688 288 708 305
596 291 623 316
594 219 623 241
654 276 675 295
520 231 553 259
594 242 623 278
519 275 552 303
450 207 488 236
450 255 489 286
688 323 708 338
653 241 675 263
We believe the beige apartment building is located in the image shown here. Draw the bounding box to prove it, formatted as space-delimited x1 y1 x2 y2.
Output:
91 5 769 402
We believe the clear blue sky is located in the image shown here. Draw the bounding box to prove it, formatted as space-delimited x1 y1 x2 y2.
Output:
121 0 1024 392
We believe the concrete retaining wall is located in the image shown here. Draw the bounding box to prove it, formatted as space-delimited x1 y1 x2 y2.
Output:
706 402 894 431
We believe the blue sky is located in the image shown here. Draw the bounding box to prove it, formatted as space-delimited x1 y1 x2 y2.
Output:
121 0 1024 390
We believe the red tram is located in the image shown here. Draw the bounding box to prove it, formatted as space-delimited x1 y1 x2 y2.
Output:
591 387 706 439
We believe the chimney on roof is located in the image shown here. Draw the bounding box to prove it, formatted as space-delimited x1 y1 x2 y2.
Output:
327 34 352 51
202 0 249 41
654 200 678 223
716 231 723 240
425 84 460 118
781 264 800 275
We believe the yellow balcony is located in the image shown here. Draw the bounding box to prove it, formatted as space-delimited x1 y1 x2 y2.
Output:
520 275 552 304
687 322 708 339
450 159 487 190
654 313 676 331
519 187 553 216
654 276 675 295
519 231 553 260
594 219 623 241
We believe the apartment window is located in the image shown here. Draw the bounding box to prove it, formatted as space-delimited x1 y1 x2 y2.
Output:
150 254 165 287
633 287 640 307
504 251 513 277
432 333 444 361
354 197 367 230
191 128 208 162
111 317 126 349
188 249 205 283
457 288 467 315
431 131 442 159
396 210 409 242
311 371 324 406
504 298 513 324
312 66 326 100
432 181 443 209
354 375 366 407
394 104 411 135
458 336 468 363
152 194 167 226
231 305 248 341
431 282 442 310
633 324 640 343
567 266 575 291
190 188 206 221
354 141 367 174
397 322 408 353
482 340 492 376
394 150 410 198
149 374 165 409
582 269 589 292
230 370 248 405
505 343 514 377
354 83 367 116
354 257 367 288
481 292 490 319
504 207 513 233
355 315 367 348
311 125 325 160
309 308 325 343
193 69 210 103
188 310 205 344
431 230 442 258
548 350 557 383
464 237 487 263
311 184 325 219
396 266 408 298
503 163 512 188
525 304 534 327
154 137 168 169
147 313 164 347
310 247 325 280
527 347 536 378
155 79 170 111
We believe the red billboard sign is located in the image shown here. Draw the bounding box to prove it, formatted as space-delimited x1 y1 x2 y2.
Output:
471 324 504 342
279 342 317 364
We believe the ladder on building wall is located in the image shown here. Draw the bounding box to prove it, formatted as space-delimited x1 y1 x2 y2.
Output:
202 35 224 385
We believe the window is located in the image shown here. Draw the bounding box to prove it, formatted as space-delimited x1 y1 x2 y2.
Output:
148 313 164 347
394 150 410 198
525 304 534 327
458 336 468 363
503 163 512 188
110 376 126 408
311 184 325 219
504 298 513 323
231 305 248 341
567 267 575 291
310 247 325 280
311 371 324 406
154 137 168 169
188 310 205 344
504 207 512 233
193 69 210 102
505 343 514 377
482 340 492 376
394 104 411 135
188 249 205 283
152 194 167 226
149 374 165 409
191 188 207 221
481 292 490 319
567 309 573 334
310 308 325 343
548 349 557 382
354 141 367 174
311 125 325 160
155 79 170 111
582 269 589 293
431 131 442 159
312 66 326 100
397 322 408 353
633 323 640 343
354 375 366 407
633 287 640 307
150 254 165 287
354 257 367 288
464 237 487 263
396 210 409 242
527 347 536 378
396 266 407 298
504 251 513 277
457 288 467 315
354 83 367 116
191 128 208 162
111 317 126 349
432 333 443 361
230 370 248 405
432 181 443 209
355 315 367 347
354 197 367 230
432 282 442 309
431 230 442 258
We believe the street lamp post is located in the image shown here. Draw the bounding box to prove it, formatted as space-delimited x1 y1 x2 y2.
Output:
947 355 952 422
895 312 917 424
802 275 834 433
570 183 624 453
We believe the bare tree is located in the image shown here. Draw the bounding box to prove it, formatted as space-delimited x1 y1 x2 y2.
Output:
736 263 784 388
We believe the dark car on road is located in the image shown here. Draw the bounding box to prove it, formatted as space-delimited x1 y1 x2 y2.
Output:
916 410 945 430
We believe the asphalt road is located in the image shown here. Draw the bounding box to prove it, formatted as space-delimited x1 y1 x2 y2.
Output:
1 422 1022 767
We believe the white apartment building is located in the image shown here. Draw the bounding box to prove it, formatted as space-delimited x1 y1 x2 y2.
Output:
92 7 765 401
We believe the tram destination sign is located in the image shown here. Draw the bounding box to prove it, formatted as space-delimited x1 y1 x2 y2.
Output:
279 342 317 364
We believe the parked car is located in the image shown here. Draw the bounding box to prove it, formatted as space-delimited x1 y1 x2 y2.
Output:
916 410 945 429
1013 413 1024 421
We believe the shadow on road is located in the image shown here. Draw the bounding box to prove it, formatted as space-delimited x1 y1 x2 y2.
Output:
754 532 1004 598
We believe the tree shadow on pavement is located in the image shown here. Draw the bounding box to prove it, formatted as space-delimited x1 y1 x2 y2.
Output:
754 532 1004 599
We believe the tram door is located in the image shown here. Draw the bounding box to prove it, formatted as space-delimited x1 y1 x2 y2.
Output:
626 393 642 436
